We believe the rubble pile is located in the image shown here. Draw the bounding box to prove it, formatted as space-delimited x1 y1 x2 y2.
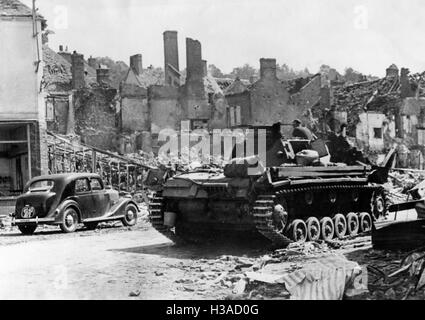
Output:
170 255 259 297
332 77 400 130
349 249 425 300
387 170 425 203
166 242 425 300
169 242 368 300
389 170 425 192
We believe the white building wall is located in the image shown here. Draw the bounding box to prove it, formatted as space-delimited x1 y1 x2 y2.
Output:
356 112 392 152
0 16 44 121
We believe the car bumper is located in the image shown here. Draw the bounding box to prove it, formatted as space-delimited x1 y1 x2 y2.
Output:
12 217 56 225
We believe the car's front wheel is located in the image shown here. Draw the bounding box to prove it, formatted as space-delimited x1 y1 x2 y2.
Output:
122 204 138 227
60 208 79 233
18 225 37 235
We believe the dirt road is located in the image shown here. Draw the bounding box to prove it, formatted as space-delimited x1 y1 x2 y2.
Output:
0 209 423 300
0 219 267 300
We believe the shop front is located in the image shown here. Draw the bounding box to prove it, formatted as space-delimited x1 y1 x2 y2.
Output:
0 121 44 216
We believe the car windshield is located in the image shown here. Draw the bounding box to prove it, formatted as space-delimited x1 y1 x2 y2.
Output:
29 180 54 192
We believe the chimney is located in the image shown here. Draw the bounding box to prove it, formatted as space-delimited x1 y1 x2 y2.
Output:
202 60 208 77
96 67 110 85
88 56 98 70
386 64 399 78
130 54 143 76
186 38 203 82
71 51 85 89
400 67 415 98
58 45 71 64
163 31 180 86
260 58 277 79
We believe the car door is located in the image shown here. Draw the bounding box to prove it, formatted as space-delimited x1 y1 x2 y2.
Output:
74 178 95 220
90 178 109 218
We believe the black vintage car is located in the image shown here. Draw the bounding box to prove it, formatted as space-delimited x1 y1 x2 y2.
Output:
11 173 139 235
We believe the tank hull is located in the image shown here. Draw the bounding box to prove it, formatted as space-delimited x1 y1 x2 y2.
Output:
149 168 388 247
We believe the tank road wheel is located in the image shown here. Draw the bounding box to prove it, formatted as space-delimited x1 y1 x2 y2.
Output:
320 217 334 241
122 203 138 227
60 208 79 233
291 220 307 243
373 194 386 220
346 213 360 236
306 217 321 242
359 212 373 233
273 204 288 233
333 214 347 239
18 224 37 235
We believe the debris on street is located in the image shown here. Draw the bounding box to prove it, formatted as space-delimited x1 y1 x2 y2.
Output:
347 249 425 300
129 290 141 297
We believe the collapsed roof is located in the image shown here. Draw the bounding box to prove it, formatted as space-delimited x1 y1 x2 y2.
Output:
42 45 97 93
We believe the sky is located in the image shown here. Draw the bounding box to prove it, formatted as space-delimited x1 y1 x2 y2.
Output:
22 0 425 77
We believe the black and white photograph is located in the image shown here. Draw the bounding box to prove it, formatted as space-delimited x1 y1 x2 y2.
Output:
1 0 425 305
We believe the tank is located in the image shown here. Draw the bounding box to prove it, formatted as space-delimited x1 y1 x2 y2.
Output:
148 127 395 247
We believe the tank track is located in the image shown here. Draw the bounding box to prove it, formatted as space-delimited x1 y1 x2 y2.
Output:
252 183 386 247
253 195 293 248
148 192 182 244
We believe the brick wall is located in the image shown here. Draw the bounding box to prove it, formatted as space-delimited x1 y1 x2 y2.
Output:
74 87 120 151
149 85 181 135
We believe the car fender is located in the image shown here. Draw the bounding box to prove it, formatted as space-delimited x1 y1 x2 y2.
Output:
54 199 81 223
108 198 139 217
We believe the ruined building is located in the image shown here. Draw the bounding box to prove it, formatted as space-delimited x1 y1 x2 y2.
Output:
225 58 322 137
327 64 425 167
120 51 166 153
120 31 228 154
43 46 121 152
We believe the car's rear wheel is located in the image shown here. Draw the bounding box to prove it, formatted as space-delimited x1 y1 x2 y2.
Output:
84 222 99 230
122 204 138 227
18 225 37 235
60 208 79 233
